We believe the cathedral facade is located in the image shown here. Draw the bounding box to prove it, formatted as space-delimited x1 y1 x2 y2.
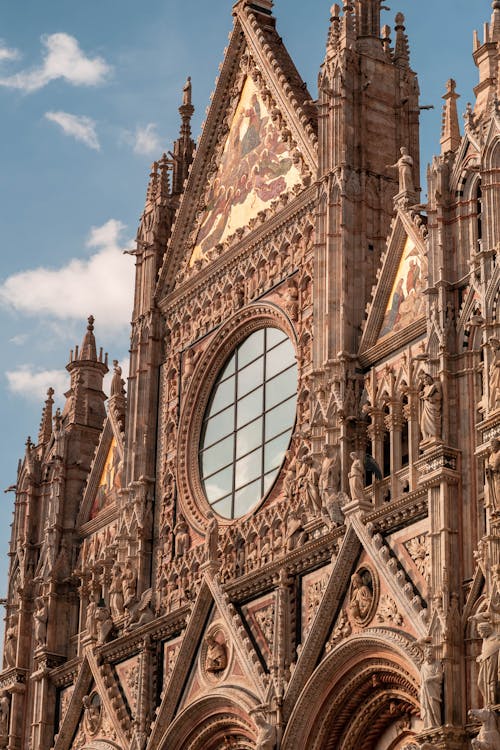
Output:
2 2 500 748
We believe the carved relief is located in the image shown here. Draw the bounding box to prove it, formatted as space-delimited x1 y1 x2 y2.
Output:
348 567 378 627
376 594 404 626
302 565 333 639
201 627 230 681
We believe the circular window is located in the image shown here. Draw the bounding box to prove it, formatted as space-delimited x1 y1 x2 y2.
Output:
199 327 297 519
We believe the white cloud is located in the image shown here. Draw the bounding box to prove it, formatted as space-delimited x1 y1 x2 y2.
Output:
0 220 135 334
45 111 100 150
0 43 20 63
9 334 28 346
5 366 68 403
0 33 111 92
132 123 163 156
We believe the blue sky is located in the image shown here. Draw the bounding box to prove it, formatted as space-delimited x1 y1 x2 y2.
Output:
0 0 487 596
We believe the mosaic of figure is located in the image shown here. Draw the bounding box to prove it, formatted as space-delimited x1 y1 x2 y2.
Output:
191 77 301 262
89 439 122 519
379 236 427 338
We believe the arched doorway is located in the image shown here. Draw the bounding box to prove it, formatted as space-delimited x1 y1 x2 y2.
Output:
157 692 259 750
282 633 422 750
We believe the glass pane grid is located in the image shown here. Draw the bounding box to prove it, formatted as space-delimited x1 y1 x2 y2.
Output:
200 328 297 519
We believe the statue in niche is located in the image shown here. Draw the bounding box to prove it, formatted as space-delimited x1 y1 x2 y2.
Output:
418 373 442 442
298 452 321 515
4 612 18 668
85 594 98 640
122 559 138 609
387 146 415 194
488 339 500 412
476 620 500 707
205 632 227 674
250 705 277 750
486 438 500 516
34 597 48 648
348 570 374 624
469 707 500 750
174 515 190 557
205 511 219 562
83 693 102 735
319 444 341 498
420 644 443 729
348 452 366 502
109 563 124 619
282 449 298 500
0 693 9 737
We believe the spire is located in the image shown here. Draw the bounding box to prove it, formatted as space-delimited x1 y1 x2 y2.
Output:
79 315 97 361
440 79 461 155
393 13 410 67
38 388 54 445
146 161 159 205
172 77 195 195
326 4 342 57
491 0 500 42
354 0 381 38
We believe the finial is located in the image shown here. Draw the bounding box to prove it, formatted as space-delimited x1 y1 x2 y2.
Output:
440 79 461 154
38 388 55 445
78 315 98 361
394 12 410 67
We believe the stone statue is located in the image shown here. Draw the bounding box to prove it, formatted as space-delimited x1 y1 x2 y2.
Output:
174 515 190 557
83 694 101 735
182 76 192 107
486 438 500 515
319 444 341 498
285 510 307 552
0 693 9 737
419 373 442 442
205 511 219 562
348 571 373 623
348 452 366 502
4 613 18 668
122 560 138 609
387 146 415 194
470 707 500 750
96 605 113 644
299 453 321 515
109 563 125 619
476 620 500 706
34 596 48 648
251 706 277 750
420 645 443 729
205 633 227 674
488 341 500 412
85 594 98 640
283 450 298 499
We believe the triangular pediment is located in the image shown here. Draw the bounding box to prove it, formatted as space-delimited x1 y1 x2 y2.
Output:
360 210 428 359
77 419 123 528
157 1 317 296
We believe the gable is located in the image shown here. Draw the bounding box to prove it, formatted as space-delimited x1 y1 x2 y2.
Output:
359 211 428 359
156 1 317 296
378 235 427 340
190 75 303 265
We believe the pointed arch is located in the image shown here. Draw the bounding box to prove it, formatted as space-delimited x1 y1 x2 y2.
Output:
154 690 259 750
282 631 422 750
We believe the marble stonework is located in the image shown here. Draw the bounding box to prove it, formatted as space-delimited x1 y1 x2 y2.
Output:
3 2 500 750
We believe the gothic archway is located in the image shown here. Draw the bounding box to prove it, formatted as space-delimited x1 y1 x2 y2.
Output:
282 632 422 750
157 692 259 750
81 742 122 750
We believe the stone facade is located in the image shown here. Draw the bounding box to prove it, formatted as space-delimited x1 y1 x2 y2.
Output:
2 1 500 748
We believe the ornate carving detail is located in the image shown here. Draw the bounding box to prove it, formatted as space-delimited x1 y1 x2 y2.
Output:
376 594 404 626
404 534 430 580
348 566 378 627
